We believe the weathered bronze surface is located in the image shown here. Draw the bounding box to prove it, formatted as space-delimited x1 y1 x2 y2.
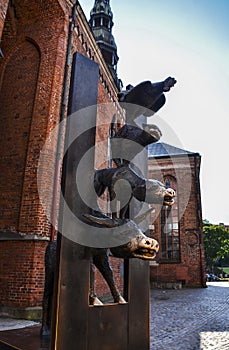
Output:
41 161 175 335
94 164 175 219
41 216 161 335
112 77 176 165
118 77 176 121
45 51 176 349
50 52 99 350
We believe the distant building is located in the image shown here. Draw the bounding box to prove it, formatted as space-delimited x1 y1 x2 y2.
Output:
148 142 206 287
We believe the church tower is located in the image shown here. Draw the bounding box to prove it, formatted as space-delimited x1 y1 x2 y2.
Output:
89 0 121 90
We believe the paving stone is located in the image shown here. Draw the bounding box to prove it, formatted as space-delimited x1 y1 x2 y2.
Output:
150 281 229 350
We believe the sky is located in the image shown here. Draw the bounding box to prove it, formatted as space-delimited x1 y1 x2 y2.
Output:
79 0 229 225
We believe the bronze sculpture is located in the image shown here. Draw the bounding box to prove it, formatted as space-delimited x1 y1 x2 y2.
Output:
41 180 174 336
112 76 176 165
94 164 175 219
118 76 176 122
41 76 176 340
41 218 159 336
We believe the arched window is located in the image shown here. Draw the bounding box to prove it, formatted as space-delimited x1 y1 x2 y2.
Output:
160 176 180 261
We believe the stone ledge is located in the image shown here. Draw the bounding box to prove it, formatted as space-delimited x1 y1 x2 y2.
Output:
0 306 42 321
151 281 182 289
0 231 50 241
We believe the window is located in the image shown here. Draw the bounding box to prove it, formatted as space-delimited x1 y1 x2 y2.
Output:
160 177 180 261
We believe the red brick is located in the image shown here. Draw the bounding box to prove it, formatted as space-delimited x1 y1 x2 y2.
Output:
0 1 123 310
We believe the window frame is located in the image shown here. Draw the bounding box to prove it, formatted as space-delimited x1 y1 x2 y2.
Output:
160 176 181 263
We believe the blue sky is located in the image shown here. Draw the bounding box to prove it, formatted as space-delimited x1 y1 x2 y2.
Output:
79 0 229 224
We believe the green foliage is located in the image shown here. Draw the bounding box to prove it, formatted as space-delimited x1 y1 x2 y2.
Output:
203 224 229 270
222 267 229 274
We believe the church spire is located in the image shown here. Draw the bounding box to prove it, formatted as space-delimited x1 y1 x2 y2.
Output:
89 0 121 90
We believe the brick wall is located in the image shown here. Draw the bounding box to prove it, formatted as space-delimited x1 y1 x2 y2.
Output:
0 240 48 307
0 0 69 236
0 0 124 315
0 40 40 231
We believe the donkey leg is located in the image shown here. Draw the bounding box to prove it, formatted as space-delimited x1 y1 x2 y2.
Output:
109 186 119 219
93 251 126 303
89 258 103 305
120 202 130 220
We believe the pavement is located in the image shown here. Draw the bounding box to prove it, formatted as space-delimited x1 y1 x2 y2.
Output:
0 318 39 331
150 281 229 350
0 281 228 349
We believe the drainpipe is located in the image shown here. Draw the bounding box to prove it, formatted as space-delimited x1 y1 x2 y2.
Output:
50 2 77 242
194 154 205 287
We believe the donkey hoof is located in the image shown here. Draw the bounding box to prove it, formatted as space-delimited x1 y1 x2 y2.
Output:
116 295 127 304
90 296 103 306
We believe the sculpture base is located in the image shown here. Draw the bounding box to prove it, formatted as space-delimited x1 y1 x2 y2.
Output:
0 326 49 350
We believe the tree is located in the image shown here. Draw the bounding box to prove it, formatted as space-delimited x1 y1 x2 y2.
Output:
203 223 229 272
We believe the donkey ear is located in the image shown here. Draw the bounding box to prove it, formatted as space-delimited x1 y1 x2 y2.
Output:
83 213 118 228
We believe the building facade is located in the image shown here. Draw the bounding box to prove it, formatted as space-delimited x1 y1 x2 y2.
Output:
0 0 123 319
148 142 206 287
